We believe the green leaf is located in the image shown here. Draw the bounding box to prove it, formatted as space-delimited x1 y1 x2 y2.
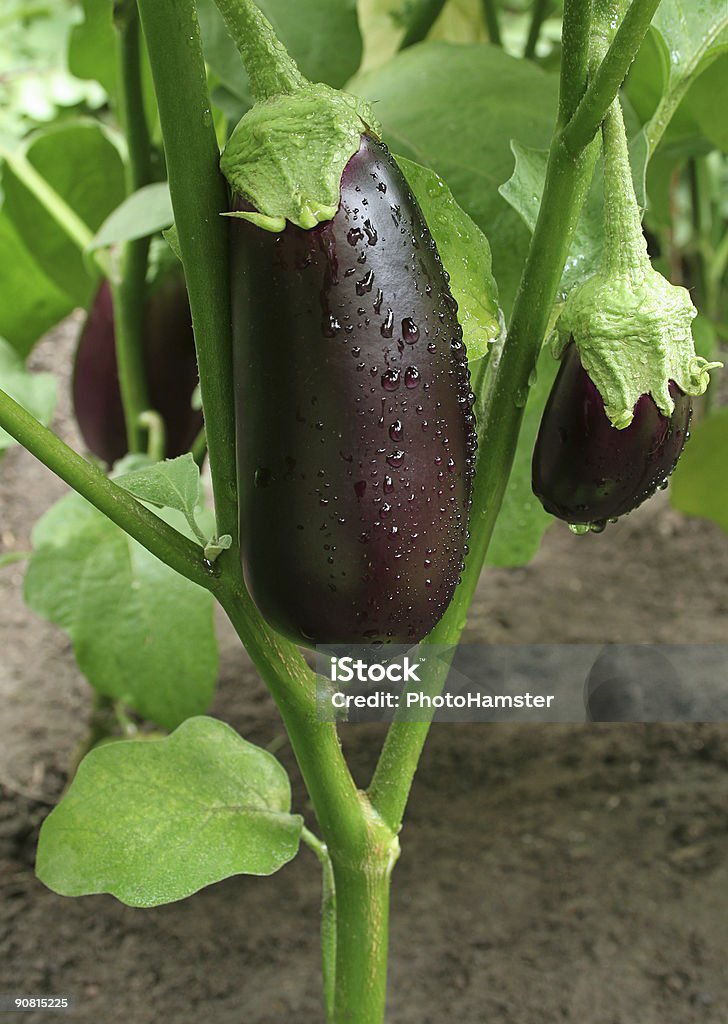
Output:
396 155 502 362
0 213 73 356
198 0 362 111
115 455 201 517
682 53 728 152
1 122 126 307
486 342 556 567
643 3 728 155
67 0 118 100
89 183 174 251
670 406 728 533
36 717 303 907
349 42 560 313
0 338 57 452
499 141 603 296
24 493 218 731
115 455 206 545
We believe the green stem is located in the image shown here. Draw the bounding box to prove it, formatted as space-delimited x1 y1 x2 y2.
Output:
211 0 307 100
367 0 657 836
399 0 446 49
601 96 650 278
0 388 211 589
524 0 551 60
112 1 153 453
481 0 502 46
330 855 394 1024
561 0 662 155
136 0 240 550
557 0 592 125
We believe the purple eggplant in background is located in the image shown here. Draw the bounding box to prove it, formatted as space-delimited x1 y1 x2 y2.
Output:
73 272 202 466
532 342 692 528
230 136 476 646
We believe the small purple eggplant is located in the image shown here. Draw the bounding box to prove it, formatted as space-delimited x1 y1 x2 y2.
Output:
73 273 202 466
532 342 692 528
230 136 475 646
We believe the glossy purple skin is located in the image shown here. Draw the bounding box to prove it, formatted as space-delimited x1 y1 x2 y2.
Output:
532 342 692 525
73 275 202 466
230 135 475 646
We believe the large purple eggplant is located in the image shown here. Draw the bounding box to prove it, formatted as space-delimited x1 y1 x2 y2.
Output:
532 342 692 527
230 136 475 646
73 272 202 466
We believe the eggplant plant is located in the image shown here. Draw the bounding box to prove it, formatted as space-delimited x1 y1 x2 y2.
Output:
0 0 726 1021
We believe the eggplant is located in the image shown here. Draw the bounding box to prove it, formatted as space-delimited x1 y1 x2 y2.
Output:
230 135 475 646
73 273 202 466
532 342 692 527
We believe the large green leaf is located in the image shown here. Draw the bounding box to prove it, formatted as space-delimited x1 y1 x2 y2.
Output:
67 0 118 100
1 122 125 307
349 42 560 313
0 338 57 452
670 406 728 534
199 0 363 112
36 717 302 907
631 4 728 157
0 213 72 356
24 493 218 731
396 155 502 362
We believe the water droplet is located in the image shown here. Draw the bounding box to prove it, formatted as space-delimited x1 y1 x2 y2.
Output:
322 314 341 337
377 181 387 193
568 523 590 536
356 270 375 295
391 204 401 226
381 308 394 338
363 219 378 245
402 318 420 344
427 342 437 353
404 366 421 389
382 368 400 391
383 475 394 494
379 502 392 519
387 450 405 468
347 227 364 246
373 289 384 315
254 467 270 487
389 419 403 441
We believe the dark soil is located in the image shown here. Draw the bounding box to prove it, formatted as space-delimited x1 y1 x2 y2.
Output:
1 321 727 1023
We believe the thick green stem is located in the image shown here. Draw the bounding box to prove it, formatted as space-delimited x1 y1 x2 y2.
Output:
601 97 650 278
136 0 239 548
112 1 153 453
524 0 551 60
330 854 394 1024
212 0 306 100
0 388 210 589
558 0 592 125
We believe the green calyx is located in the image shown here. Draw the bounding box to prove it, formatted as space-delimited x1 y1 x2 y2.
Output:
221 85 380 231
213 0 380 231
556 268 717 428
556 96 720 429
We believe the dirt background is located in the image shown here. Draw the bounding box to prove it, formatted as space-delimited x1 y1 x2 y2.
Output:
1 321 726 1023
